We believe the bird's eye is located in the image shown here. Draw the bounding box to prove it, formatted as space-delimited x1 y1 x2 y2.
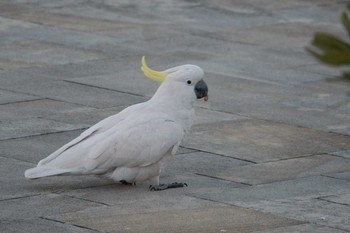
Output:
187 80 192 85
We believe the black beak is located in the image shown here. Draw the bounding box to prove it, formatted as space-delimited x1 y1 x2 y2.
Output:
195 79 208 101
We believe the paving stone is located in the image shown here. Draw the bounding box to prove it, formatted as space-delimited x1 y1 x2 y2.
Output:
252 223 347 233
0 99 94 121
0 56 140 81
43 106 123 126
168 151 252 177
331 149 350 159
0 157 112 200
0 58 43 71
0 117 85 140
0 17 144 57
61 171 245 207
249 197 350 232
0 130 84 164
50 205 302 233
201 154 350 185
326 171 350 182
184 119 350 162
277 3 345 25
192 72 350 135
189 176 350 207
320 193 350 206
0 193 102 221
0 89 41 104
193 107 249 125
0 3 138 32
217 22 346 52
0 78 147 108
67 71 160 98
0 218 97 233
0 39 104 66
63 185 220 211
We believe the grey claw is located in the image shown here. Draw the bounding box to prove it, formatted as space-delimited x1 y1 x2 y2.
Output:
149 182 188 191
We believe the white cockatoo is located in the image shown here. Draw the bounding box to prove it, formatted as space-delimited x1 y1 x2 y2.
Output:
25 57 208 191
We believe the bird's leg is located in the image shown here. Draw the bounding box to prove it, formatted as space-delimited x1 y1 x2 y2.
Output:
149 182 188 191
120 180 136 186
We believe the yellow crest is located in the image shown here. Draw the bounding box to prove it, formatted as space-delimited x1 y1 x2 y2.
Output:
141 56 167 82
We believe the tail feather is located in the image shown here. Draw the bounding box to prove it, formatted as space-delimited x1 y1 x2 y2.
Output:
24 166 74 179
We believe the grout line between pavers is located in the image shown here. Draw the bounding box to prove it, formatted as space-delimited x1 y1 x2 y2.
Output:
204 108 350 139
63 79 147 98
0 194 41 202
321 174 350 183
0 98 46 106
316 196 350 208
40 216 103 233
180 145 257 164
65 194 110 207
0 127 88 142
0 154 37 165
195 172 252 186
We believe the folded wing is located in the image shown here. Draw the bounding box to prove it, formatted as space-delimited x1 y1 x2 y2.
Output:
25 112 184 179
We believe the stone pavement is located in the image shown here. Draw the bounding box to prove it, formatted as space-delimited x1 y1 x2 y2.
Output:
0 0 350 232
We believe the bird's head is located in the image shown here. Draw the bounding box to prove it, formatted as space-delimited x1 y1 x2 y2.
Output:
141 56 208 103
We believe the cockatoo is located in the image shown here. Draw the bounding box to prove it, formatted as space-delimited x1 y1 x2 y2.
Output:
24 57 208 191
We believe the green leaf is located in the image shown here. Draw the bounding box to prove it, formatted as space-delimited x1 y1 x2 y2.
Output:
341 11 350 36
306 46 350 66
310 32 350 53
342 72 350 79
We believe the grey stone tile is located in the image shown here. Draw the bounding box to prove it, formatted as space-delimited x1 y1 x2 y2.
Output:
0 89 41 105
50 205 301 233
43 106 123 126
0 56 138 81
0 218 97 233
0 130 84 164
327 171 350 182
0 17 143 57
0 3 138 33
168 151 252 177
1 78 147 108
63 185 220 211
331 150 350 159
61 173 245 207
277 4 346 25
216 22 346 52
0 58 42 71
202 154 350 185
0 157 112 200
0 193 102 221
0 40 103 66
0 117 85 140
193 107 249 125
189 176 350 207
176 146 197 155
252 223 347 233
67 71 160 98
0 99 94 121
184 119 350 162
320 193 350 206
190 71 350 135
249 197 350 232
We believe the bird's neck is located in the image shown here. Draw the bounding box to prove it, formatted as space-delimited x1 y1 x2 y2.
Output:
149 83 195 131
150 82 194 110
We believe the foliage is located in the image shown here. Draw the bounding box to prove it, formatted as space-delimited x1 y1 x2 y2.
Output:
306 3 350 79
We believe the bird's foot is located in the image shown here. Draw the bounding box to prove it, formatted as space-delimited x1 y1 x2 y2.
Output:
120 180 136 186
149 182 187 191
